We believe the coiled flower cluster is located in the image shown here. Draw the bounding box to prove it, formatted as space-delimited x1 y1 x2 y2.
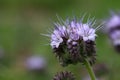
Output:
50 17 98 66
53 71 75 80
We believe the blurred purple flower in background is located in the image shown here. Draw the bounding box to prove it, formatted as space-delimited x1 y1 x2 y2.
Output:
25 55 47 72
106 15 120 32
105 13 120 52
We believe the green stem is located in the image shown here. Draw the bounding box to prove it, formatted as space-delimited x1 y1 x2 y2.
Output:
84 58 96 80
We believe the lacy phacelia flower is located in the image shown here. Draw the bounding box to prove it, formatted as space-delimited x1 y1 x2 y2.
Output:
105 13 120 52
50 26 67 48
53 71 75 80
49 17 98 66
78 24 97 41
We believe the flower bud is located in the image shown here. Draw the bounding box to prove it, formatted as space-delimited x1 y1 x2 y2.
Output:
53 71 75 80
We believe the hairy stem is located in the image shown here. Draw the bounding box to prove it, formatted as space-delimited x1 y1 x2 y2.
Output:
84 58 96 80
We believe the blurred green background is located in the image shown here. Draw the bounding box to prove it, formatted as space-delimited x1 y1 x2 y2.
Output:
0 0 120 80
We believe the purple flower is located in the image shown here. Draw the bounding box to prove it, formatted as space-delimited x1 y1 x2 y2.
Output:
47 16 100 66
77 24 97 41
25 55 46 71
105 12 120 52
50 26 67 48
106 15 120 30
110 30 120 45
51 20 97 49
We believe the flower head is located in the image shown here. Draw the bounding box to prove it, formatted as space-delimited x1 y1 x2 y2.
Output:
48 16 100 66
